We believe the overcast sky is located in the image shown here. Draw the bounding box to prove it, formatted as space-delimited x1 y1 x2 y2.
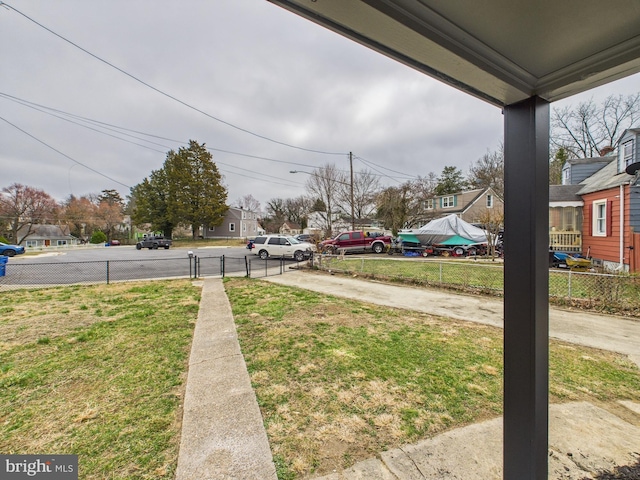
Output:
2 0 639 209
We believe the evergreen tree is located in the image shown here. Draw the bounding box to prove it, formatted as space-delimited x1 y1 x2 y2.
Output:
130 169 175 238
165 140 228 239
434 166 468 196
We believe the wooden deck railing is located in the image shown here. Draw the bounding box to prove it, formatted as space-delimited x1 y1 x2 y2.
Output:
549 231 581 252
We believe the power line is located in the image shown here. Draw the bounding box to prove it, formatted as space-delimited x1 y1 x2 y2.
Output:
0 116 132 189
0 92 325 171
355 154 418 180
0 2 348 156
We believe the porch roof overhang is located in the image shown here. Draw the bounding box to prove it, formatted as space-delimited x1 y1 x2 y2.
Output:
267 0 640 107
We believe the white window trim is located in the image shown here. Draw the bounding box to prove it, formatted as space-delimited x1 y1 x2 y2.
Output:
486 194 493 208
623 140 634 167
592 200 607 237
229 223 236 232
442 195 455 208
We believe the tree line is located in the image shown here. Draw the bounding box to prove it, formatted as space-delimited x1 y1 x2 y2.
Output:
0 141 227 244
1 93 637 244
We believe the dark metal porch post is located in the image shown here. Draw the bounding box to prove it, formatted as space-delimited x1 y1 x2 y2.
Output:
503 96 550 480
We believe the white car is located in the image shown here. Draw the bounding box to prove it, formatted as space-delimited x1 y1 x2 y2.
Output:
249 235 316 261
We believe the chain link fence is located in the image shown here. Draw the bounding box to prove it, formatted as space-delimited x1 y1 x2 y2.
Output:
315 255 640 316
5 253 637 316
0 254 310 291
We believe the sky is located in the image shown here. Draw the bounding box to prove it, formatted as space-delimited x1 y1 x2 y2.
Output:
1 0 639 210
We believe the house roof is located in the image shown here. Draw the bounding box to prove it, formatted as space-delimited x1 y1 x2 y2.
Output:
549 185 583 204
17 224 74 239
268 0 640 107
577 159 634 195
565 157 613 167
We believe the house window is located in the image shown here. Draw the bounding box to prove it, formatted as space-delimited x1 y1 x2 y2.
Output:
26 240 36 247
242 211 246 219
562 167 570 185
442 196 455 208
424 199 434 210
229 223 235 232
57 240 68 246
242 223 247 232
208 226 215 232
486 194 493 208
592 200 607 237
623 140 635 168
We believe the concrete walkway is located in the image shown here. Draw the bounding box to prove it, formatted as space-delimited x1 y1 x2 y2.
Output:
175 271 640 479
306 401 640 480
175 278 277 480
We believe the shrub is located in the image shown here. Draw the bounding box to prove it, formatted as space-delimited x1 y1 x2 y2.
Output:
90 231 107 244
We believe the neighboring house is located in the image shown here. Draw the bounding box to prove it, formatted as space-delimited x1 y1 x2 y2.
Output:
561 128 640 272
18 224 78 248
203 206 262 239
423 187 504 225
561 157 612 186
577 129 640 272
549 185 583 252
279 221 302 236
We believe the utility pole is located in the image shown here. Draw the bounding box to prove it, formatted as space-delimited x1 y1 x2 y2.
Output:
350 152 355 231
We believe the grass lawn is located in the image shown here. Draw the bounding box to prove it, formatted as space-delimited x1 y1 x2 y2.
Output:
0 280 200 479
224 277 640 479
2 275 638 480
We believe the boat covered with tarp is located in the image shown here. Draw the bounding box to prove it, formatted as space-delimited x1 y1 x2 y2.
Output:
398 214 488 246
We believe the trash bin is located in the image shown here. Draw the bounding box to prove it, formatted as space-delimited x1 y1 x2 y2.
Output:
0 256 7 277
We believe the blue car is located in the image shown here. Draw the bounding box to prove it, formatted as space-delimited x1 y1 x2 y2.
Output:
0 242 25 257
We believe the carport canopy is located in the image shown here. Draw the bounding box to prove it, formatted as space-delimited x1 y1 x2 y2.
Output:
267 1 640 479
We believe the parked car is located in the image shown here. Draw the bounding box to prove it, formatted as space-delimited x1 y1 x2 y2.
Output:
108 240 121 246
250 234 316 261
0 242 25 257
294 234 314 243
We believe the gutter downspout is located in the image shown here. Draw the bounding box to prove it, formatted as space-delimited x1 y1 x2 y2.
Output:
620 184 624 270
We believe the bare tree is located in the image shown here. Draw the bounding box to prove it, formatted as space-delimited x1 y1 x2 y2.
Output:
373 174 440 232
0 183 59 244
284 196 313 230
62 195 97 240
305 164 342 237
375 183 413 235
335 169 381 221
473 209 504 260
468 145 504 199
263 198 287 233
552 93 640 158
234 194 261 213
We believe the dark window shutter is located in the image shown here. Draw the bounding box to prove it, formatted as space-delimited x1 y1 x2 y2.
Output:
589 204 593 236
607 200 613 237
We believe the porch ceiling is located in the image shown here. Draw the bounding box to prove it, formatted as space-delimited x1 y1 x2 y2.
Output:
268 0 640 107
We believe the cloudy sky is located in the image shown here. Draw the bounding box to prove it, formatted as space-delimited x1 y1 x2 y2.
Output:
2 0 639 209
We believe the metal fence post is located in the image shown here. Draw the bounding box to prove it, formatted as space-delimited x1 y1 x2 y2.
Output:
221 255 225 278
568 270 572 302
245 256 250 277
106 260 110 284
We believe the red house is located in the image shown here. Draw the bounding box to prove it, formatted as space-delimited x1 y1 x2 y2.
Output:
573 128 640 272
